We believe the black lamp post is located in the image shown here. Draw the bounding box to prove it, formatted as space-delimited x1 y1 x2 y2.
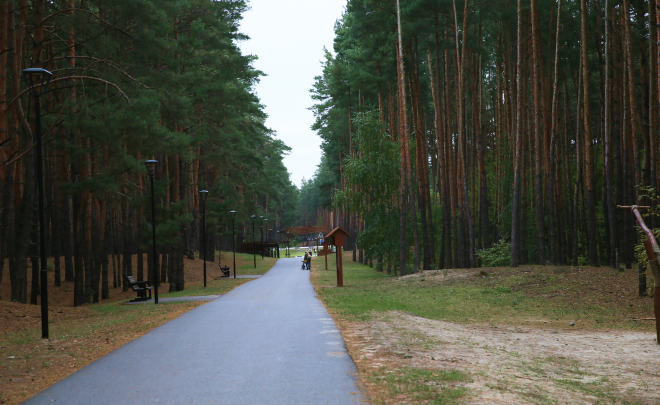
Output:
264 218 269 258
145 159 159 304
230 210 236 278
269 229 273 257
251 215 256 268
260 216 265 260
23 67 53 339
199 190 209 287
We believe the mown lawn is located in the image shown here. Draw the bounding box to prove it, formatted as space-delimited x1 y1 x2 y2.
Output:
312 252 655 330
312 252 656 404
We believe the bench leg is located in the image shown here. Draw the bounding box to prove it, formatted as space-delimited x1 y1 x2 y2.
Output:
128 289 150 302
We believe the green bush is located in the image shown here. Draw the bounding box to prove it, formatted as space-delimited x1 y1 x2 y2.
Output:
476 239 511 267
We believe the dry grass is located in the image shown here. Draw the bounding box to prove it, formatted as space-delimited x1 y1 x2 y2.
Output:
0 251 276 405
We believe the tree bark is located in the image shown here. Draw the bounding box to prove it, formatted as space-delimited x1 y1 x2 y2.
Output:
581 0 598 267
510 0 524 267
530 0 546 264
396 0 409 274
604 0 617 269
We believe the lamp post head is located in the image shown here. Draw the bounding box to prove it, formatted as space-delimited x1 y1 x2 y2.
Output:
251 214 256 220
145 160 159 176
199 189 209 202
22 68 53 97
230 210 236 216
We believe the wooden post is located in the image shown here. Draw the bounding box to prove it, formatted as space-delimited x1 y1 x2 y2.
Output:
642 240 660 344
618 205 660 344
337 244 343 287
323 242 328 270
323 227 351 288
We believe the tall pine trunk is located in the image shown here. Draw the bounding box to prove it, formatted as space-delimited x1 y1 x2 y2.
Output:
581 0 598 267
396 0 409 274
510 0 524 267
530 0 546 264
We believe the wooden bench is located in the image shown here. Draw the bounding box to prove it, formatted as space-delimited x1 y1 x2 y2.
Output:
125 275 153 301
220 265 230 278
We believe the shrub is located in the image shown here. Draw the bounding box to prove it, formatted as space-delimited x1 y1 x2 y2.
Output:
476 239 511 267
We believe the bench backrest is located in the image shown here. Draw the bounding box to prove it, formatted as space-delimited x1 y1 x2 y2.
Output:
124 275 142 291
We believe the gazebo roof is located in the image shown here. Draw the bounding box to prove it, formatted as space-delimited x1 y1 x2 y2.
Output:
284 225 331 235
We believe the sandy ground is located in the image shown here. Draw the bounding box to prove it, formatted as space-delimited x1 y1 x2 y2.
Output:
340 311 660 404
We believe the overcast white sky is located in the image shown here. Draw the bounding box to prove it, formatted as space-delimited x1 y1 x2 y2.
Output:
239 0 346 189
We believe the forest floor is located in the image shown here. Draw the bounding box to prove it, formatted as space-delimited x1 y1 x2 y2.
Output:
312 252 659 404
0 252 278 405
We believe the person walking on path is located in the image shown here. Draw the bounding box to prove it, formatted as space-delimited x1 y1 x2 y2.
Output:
306 248 312 270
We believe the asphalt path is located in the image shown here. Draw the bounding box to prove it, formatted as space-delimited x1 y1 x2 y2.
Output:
23 258 364 404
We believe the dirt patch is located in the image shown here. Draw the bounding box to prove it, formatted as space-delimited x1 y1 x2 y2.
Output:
339 311 660 404
397 268 483 282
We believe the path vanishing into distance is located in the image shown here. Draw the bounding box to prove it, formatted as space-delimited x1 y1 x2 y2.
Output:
23 258 364 405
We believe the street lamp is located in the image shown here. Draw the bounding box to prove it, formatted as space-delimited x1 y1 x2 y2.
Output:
251 215 256 268
23 67 53 339
260 217 265 260
199 190 209 287
145 159 159 304
287 231 291 257
276 231 280 258
230 210 236 278
269 229 273 257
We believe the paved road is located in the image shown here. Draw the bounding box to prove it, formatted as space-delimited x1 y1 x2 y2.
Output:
24 258 364 405
124 295 221 305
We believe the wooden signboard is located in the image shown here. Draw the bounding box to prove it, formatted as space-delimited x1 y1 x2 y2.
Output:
323 227 351 287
